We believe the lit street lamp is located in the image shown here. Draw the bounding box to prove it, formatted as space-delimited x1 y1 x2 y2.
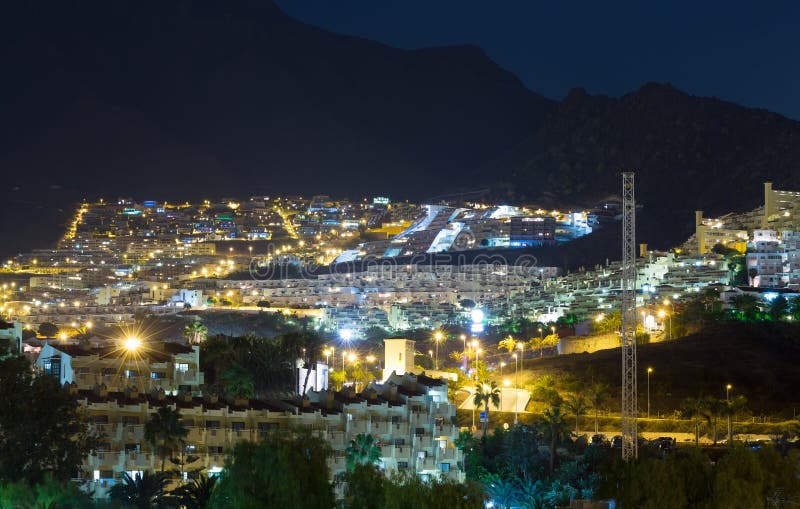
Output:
726 384 732 401
512 353 519 424
433 330 443 370
647 367 653 418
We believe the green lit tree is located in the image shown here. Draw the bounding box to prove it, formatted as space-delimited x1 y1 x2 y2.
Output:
345 433 382 472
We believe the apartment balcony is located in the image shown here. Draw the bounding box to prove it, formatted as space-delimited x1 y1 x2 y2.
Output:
185 426 205 443
349 420 368 435
228 429 253 444
379 445 394 459
120 424 145 442
87 451 122 469
204 428 226 447
123 452 154 470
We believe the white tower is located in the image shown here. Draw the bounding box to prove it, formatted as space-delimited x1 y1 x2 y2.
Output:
383 338 415 381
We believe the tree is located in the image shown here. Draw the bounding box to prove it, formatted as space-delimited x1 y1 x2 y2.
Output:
473 381 501 434
108 471 168 509
344 463 385 509
220 363 255 399
329 370 347 391
345 433 382 472
37 322 58 338
538 406 569 473
183 321 208 344
211 430 334 509
703 397 726 445
0 356 97 484
169 474 217 509
564 394 588 436
586 383 609 435
590 311 621 334
280 332 305 394
681 397 706 446
730 294 761 321
723 395 749 446
769 296 789 320
144 406 188 474
300 331 325 395
498 336 517 354
0 476 91 509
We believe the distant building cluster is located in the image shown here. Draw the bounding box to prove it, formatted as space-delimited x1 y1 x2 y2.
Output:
690 182 800 290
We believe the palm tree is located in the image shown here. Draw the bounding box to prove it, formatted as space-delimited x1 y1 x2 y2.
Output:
587 383 609 435
453 430 474 474
473 380 501 434
564 394 588 436
345 433 382 472
170 474 217 509
703 396 726 445
723 395 749 446
108 472 168 508
300 331 324 395
183 321 208 345
220 363 255 399
280 332 305 394
681 397 706 446
538 406 569 473
144 406 188 474
483 473 520 509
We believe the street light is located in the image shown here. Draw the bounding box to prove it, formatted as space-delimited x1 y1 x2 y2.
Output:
663 299 674 339
726 384 732 401
434 330 443 370
460 334 467 371
517 342 524 371
499 361 506 376
124 337 141 352
647 367 653 418
512 353 519 424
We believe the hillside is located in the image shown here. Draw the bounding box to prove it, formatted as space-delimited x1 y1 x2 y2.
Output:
524 322 800 416
492 83 800 217
0 0 550 200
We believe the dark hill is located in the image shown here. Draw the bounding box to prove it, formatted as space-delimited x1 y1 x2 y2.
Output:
490 83 800 246
0 0 551 199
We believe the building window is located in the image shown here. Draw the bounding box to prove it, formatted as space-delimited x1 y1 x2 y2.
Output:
440 463 450 473
42 357 61 378
176 363 189 373
397 461 408 470
150 371 166 379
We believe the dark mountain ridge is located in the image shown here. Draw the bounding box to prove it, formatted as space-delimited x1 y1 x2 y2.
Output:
3 1 800 258
0 0 551 199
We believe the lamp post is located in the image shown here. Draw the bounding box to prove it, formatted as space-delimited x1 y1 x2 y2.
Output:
517 342 524 371
471 339 479 380
503 379 510 415
500 361 506 377
663 299 674 339
434 331 443 370
538 327 543 357
512 353 519 424
726 384 733 443
647 367 653 418
461 334 467 372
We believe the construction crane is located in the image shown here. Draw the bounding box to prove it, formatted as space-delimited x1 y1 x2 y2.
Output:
621 172 638 460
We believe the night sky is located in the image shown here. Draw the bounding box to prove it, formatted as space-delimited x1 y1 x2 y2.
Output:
276 0 800 119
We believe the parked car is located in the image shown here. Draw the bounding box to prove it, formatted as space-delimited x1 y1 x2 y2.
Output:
611 435 623 449
591 434 607 446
